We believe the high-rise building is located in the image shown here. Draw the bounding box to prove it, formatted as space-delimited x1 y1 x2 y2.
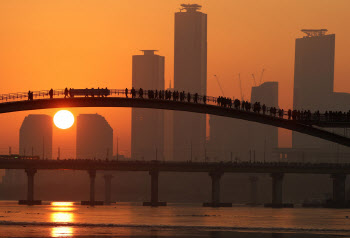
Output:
293 29 334 112
19 114 53 159
293 29 336 149
131 50 165 160
250 82 279 162
3 114 52 185
173 4 207 161
76 114 113 160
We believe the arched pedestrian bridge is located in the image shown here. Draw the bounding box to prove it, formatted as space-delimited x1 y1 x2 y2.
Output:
1 88 350 147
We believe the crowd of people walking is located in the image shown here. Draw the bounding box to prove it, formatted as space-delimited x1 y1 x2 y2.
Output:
25 87 350 123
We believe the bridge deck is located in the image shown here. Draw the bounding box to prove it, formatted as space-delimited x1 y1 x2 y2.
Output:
1 159 349 174
1 97 350 147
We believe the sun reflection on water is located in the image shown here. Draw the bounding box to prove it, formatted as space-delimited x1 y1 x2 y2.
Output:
50 202 75 212
51 212 73 223
51 227 73 237
50 202 75 237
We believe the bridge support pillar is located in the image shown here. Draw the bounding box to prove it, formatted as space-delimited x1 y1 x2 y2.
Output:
18 168 41 205
81 170 103 206
326 174 348 208
264 173 293 208
143 171 166 206
104 174 113 205
203 172 231 207
248 176 259 206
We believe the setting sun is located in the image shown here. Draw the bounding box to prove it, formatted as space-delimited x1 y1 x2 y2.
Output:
54 110 75 129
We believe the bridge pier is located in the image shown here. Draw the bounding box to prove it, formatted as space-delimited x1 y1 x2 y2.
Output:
264 173 293 208
143 171 166 206
203 172 232 207
104 174 113 205
18 168 41 205
81 170 103 206
247 176 259 206
326 174 349 208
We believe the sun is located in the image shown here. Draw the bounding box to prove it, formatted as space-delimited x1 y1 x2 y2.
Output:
54 110 75 129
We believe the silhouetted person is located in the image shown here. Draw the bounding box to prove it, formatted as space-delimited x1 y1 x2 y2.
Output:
131 87 136 98
125 88 128 98
203 95 206 104
234 99 240 109
241 100 245 110
49 89 53 99
262 104 266 114
139 88 143 98
187 92 191 102
194 93 198 103
28 91 32 101
64 88 69 98
288 109 292 120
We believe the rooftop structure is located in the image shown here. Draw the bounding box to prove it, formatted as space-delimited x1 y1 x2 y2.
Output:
140 50 158 56
301 29 328 37
180 4 202 12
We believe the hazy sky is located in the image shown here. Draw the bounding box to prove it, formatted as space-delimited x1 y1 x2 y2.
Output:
0 0 350 158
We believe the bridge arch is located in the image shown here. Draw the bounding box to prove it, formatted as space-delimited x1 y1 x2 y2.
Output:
1 97 350 147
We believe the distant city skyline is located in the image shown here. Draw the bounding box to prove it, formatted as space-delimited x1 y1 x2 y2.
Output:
0 1 350 158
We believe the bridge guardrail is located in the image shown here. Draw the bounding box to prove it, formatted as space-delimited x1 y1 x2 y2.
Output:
1 88 350 124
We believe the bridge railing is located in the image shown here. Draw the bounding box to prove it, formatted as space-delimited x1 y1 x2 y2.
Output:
1 88 350 124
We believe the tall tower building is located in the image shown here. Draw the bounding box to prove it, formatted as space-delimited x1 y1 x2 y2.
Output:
3 114 52 185
131 50 165 160
20 114 53 159
250 82 279 161
173 4 207 161
293 29 335 149
76 114 113 160
293 29 334 111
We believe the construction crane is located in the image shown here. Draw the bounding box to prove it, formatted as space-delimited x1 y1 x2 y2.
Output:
214 75 225 96
259 68 265 85
251 74 257 86
238 73 244 101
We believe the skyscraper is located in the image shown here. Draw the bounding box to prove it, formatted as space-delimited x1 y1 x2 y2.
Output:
3 114 53 185
250 82 279 162
173 4 207 161
293 29 334 112
76 114 113 160
293 29 335 149
19 114 53 160
131 50 165 160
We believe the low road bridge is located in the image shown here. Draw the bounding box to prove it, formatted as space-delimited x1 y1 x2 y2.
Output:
1 158 349 208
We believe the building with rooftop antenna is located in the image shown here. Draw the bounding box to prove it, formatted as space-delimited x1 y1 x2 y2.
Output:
301 29 328 37
293 29 335 149
131 50 165 161
173 4 207 161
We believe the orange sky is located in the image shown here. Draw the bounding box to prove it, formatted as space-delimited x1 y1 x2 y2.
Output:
1 0 350 158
